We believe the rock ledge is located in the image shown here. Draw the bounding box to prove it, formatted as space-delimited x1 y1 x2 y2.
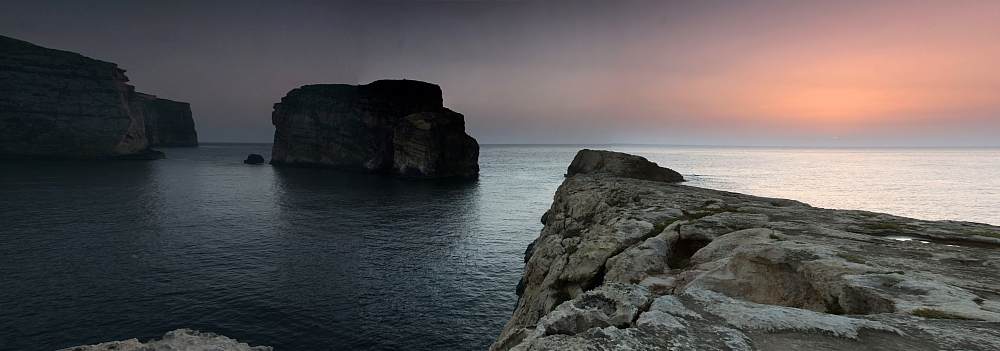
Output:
495 151 1000 351
567 149 683 182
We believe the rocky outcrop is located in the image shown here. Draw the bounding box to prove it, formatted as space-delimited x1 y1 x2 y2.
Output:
244 153 265 164
393 111 479 178
0 35 194 159
270 79 479 179
566 149 684 182
493 151 1000 351
57 329 271 351
140 94 198 147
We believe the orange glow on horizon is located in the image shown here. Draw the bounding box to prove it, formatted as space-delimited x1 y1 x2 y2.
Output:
607 1 1000 135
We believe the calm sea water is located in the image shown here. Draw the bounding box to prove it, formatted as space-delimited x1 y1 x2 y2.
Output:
1 144 997 351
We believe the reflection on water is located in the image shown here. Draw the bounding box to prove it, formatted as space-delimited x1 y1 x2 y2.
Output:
3 144 997 351
270 166 484 350
0 145 529 351
610 146 1000 225
0 160 165 349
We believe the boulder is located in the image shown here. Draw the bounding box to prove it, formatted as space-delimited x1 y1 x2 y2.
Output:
566 149 683 182
269 79 479 179
0 35 191 159
603 230 674 285
244 154 265 164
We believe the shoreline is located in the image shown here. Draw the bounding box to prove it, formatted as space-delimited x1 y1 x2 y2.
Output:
40 149 1000 350
491 152 1000 350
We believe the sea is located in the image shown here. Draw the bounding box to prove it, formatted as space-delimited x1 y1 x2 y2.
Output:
1 144 998 351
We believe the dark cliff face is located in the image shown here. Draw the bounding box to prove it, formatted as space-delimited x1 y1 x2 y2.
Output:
393 111 479 179
0 35 144 158
270 79 479 178
0 35 195 159
143 97 198 147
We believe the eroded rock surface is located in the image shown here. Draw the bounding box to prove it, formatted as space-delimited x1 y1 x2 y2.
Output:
141 95 198 147
57 329 271 351
566 149 683 182
494 152 1000 351
393 111 479 178
270 79 479 178
0 35 194 158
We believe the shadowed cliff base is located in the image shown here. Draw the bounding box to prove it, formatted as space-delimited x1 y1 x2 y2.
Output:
270 79 479 179
0 35 197 159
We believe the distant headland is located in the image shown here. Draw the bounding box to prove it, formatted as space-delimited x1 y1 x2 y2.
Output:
0 35 197 160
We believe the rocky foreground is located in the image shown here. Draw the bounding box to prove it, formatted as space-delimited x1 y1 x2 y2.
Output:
58 329 270 351
493 150 1000 351
0 35 197 159
270 79 479 179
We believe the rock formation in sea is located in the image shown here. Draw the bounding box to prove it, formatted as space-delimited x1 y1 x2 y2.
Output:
493 149 1000 351
0 35 197 159
244 153 265 164
270 79 479 179
138 93 199 147
57 329 271 351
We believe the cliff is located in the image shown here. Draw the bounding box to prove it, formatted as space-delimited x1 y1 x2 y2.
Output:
494 150 1000 351
270 80 479 179
0 35 196 158
140 94 198 147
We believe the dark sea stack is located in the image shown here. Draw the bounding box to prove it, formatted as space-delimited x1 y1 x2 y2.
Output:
142 96 198 147
566 149 684 182
270 79 479 178
393 111 479 178
244 154 265 164
0 35 189 159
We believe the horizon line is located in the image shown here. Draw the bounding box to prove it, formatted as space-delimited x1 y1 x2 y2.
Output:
191 142 1000 149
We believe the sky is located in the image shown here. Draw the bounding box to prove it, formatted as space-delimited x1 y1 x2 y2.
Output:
3 0 999 146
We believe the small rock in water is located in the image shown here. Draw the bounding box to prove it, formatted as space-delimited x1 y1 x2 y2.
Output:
244 154 265 164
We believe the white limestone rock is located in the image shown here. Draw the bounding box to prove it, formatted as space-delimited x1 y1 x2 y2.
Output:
57 329 272 351
495 153 1000 351
683 287 900 339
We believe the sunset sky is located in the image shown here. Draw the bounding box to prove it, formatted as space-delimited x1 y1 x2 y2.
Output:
4 0 999 146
